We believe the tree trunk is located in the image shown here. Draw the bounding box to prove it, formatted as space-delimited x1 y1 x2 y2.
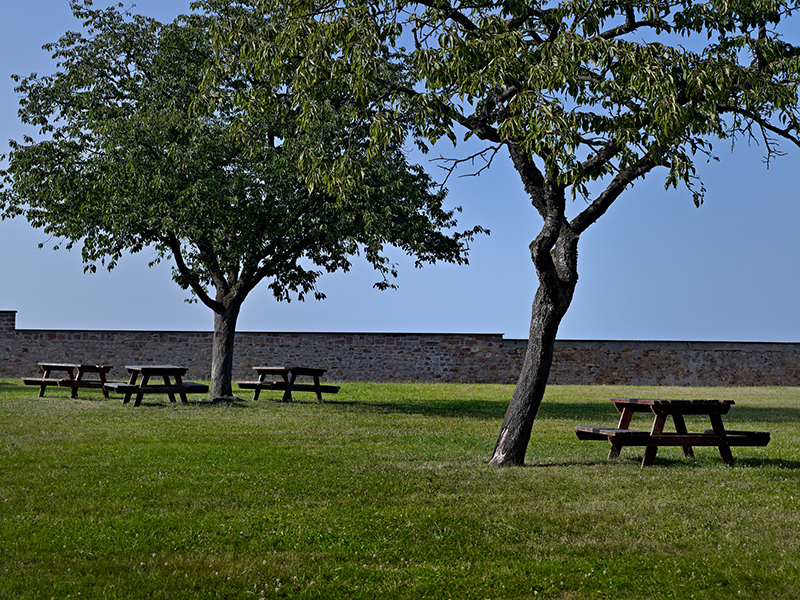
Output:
209 301 242 400
490 222 579 466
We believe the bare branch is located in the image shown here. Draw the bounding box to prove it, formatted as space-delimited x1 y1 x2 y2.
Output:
431 144 503 187
717 104 800 150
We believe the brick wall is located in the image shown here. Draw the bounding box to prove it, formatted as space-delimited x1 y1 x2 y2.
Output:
3 310 800 385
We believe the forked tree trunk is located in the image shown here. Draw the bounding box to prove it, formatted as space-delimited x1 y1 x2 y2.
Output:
209 301 242 400
490 223 579 466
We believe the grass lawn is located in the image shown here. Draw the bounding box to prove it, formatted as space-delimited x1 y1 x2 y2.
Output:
1 380 798 599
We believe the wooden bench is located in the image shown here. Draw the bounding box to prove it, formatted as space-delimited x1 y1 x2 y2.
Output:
105 365 208 406
23 363 114 398
575 398 770 467
236 366 339 402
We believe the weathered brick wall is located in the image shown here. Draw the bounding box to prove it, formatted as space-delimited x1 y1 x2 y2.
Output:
2 310 513 382
549 340 800 386
3 310 800 385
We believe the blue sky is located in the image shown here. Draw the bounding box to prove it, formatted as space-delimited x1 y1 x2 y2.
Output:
1 0 799 341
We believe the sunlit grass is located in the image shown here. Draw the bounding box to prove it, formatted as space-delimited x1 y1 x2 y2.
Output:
1 380 798 599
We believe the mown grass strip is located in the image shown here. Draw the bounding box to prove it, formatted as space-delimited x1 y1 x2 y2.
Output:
1 381 798 599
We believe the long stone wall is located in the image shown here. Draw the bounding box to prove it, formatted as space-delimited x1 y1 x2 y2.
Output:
2 310 800 386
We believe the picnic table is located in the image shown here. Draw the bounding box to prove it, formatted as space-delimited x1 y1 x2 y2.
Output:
236 366 340 402
22 363 113 398
575 398 770 467
104 365 208 407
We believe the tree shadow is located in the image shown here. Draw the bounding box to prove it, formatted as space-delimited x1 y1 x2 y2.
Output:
722 405 800 424
728 457 800 469
322 398 624 422
322 398 509 420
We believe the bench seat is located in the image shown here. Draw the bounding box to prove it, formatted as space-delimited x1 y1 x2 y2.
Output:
22 377 64 386
103 382 140 394
104 381 209 395
181 381 209 393
235 380 265 390
58 380 106 389
575 426 770 447
270 382 340 394
236 381 340 393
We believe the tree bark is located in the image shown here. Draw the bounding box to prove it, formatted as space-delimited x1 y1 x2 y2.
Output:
209 301 242 400
490 197 580 466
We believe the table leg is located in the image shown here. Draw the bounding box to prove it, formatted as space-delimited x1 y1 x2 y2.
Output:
134 373 149 407
313 374 322 403
609 408 634 459
671 414 695 459
70 369 81 399
709 414 734 466
282 373 294 402
173 374 188 405
642 414 666 467
99 371 110 399
39 367 51 397
123 372 138 404
162 375 177 404
253 374 265 401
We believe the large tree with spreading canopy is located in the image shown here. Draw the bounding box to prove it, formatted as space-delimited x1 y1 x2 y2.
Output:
205 0 800 462
0 0 482 399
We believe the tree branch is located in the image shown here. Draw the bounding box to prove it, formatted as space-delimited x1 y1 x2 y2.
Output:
164 232 222 312
571 151 660 235
415 0 478 32
717 104 800 149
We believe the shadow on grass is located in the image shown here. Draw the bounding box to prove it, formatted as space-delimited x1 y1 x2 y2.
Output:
322 398 509 420
320 398 800 422
320 399 620 421
725 405 800 423
733 457 800 469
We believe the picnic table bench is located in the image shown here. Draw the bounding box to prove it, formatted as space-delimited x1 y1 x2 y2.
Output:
104 365 208 406
22 363 114 398
236 366 339 402
575 398 770 467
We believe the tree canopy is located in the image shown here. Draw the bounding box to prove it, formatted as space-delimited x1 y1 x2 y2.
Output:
211 0 800 462
0 0 482 398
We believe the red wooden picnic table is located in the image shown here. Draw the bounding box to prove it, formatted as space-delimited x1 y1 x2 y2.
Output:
22 363 113 398
104 365 208 407
236 366 340 402
575 398 770 467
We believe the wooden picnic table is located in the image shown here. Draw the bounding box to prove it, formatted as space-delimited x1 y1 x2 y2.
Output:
236 366 340 402
104 365 208 407
22 363 113 398
575 398 770 467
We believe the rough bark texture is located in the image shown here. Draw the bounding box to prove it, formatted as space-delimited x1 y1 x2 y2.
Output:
209 302 242 400
490 146 580 466
490 225 579 465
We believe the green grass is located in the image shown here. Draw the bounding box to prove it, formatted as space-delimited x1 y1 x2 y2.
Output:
1 380 798 599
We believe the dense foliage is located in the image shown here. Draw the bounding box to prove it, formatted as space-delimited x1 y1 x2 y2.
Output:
0 1 481 398
210 0 800 463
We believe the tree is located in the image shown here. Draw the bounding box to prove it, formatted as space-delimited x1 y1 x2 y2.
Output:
223 0 800 462
0 0 482 399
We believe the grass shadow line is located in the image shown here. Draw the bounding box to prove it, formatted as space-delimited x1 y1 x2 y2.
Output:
321 398 509 420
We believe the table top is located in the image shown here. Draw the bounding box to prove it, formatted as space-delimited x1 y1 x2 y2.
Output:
253 366 326 376
125 365 187 375
253 366 291 375
290 367 326 376
611 398 734 415
39 363 111 371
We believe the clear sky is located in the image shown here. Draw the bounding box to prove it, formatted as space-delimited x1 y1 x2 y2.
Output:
1 0 799 341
